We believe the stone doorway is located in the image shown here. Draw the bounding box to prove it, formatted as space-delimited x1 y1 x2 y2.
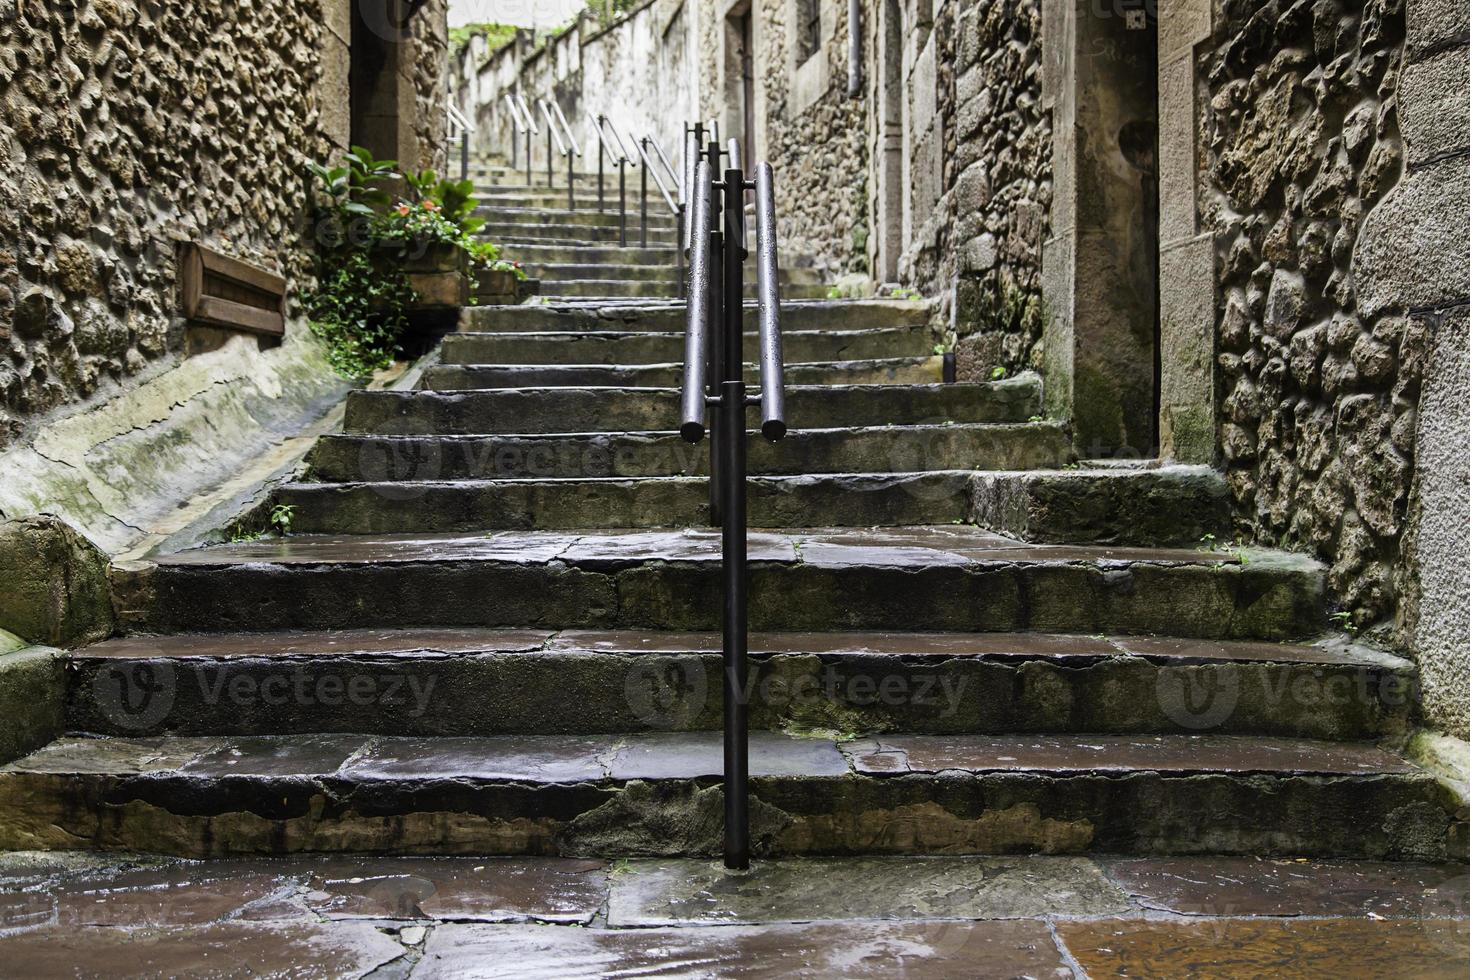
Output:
1042 0 1219 464
349 0 420 164
1043 1 1161 459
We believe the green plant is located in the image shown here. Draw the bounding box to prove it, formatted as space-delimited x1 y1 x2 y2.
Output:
270 504 297 536
303 252 415 378
1330 610 1360 636
1028 415 1044 423
302 149 514 378
933 343 951 356
990 366 1008 380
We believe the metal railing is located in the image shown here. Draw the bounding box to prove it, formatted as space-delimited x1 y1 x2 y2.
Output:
634 135 685 294
537 97 580 209
587 113 636 245
502 93 536 185
447 104 475 181
680 136 787 870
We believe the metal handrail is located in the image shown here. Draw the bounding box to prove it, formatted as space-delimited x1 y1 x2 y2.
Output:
680 158 713 441
678 146 787 871
503 94 533 181
588 113 637 243
647 134 682 204
538 101 569 157
447 103 475 181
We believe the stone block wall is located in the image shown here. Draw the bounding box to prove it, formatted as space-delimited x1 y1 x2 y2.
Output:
1200 0 1413 628
0 0 448 452
753 0 869 272
931 0 1051 378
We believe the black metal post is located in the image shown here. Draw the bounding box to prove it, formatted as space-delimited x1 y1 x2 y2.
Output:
525 127 532 187
598 139 605 211
718 375 749 872
568 150 575 211
640 139 649 249
618 158 628 247
547 127 554 189
461 134 469 183
707 225 724 527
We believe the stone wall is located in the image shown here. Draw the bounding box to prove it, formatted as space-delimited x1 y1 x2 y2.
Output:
1366 0 1470 736
452 2 693 184
935 0 1051 379
754 0 869 274
1201 0 1412 629
0 0 447 452
413 0 452 174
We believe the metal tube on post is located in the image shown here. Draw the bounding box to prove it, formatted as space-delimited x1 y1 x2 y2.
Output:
598 120 606 211
619 157 628 247
754 162 787 441
679 160 714 443
707 222 724 527
723 157 745 387
640 138 649 249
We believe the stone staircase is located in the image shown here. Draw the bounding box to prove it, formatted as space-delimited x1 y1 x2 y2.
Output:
0 188 1461 867
470 161 831 301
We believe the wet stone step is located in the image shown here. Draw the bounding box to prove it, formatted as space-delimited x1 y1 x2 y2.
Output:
273 473 977 533
456 298 929 333
969 465 1233 547
342 381 1043 435
66 629 1417 740
0 732 1450 859
118 527 1326 639
438 327 922 365
307 424 1067 483
422 355 944 389
475 207 678 228
538 280 834 300
499 244 679 265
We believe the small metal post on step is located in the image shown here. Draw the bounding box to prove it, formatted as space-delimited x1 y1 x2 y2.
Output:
598 132 606 210
547 124 554 190
618 153 628 248
640 138 650 249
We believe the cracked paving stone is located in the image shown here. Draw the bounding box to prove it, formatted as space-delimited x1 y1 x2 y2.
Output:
607 732 849 780
416 919 1070 978
302 856 607 923
607 855 1133 925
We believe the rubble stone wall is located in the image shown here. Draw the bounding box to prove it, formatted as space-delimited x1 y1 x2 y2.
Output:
1201 0 1413 628
0 0 447 451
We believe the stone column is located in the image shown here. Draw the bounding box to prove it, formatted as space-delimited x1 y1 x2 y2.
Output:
1362 0 1470 736
1155 0 1215 463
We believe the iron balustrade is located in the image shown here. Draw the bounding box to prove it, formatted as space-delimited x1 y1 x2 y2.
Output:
588 113 636 245
502 93 535 185
680 142 788 871
447 104 475 182
634 135 686 297
537 98 580 210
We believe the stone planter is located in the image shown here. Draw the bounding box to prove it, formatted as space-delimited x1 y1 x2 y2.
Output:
374 241 470 310
475 267 535 306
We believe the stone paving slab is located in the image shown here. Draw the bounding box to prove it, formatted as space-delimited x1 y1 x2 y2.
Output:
0 920 406 978
0 853 1468 974
606 855 1133 925
1057 918 1470 979
1100 856 1470 918
415 919 1069 979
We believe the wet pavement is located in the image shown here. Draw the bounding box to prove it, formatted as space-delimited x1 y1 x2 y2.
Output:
1 853 1468 977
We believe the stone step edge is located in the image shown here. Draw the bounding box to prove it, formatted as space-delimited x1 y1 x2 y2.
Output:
72 628 1409 671
3 731 1428 782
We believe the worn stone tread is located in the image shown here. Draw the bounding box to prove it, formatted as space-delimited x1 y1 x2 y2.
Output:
342 380 1048 434
438 327 921 365
422 356 944 389
309 422 1060 482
